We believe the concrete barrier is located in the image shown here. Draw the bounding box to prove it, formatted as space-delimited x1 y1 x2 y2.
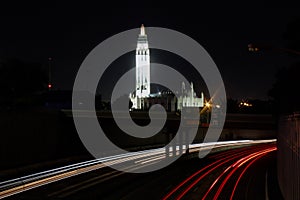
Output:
277 113 300 200
0 109 276 172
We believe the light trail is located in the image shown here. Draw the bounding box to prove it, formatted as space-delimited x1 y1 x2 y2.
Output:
165 144 272 200
177 145 273 200
162 144 267 200
0 140 275 199
207 146 276 200
229 148 276 200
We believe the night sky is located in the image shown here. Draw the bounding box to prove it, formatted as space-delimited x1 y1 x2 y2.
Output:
1 1 300 100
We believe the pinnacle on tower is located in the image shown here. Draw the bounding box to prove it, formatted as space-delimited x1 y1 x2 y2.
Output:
140 24 145 35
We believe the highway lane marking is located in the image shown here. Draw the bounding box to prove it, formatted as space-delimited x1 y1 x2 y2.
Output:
265 170 269 200
57 158 162 198
57 171 126 198
47 170 121 197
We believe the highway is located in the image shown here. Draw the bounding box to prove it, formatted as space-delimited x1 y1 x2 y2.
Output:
163 142 278 200
0 140 279 200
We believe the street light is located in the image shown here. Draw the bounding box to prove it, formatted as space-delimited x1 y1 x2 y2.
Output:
205 102 211 108
204 100 212 124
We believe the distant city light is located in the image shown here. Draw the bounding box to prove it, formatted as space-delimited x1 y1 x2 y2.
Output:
248 44 259 52
239 102 252 107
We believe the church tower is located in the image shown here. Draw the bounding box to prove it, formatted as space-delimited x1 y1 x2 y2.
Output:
135 24 150 98
130 24 204 111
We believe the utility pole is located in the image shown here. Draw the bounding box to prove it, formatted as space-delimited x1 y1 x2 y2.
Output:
48 57 52 91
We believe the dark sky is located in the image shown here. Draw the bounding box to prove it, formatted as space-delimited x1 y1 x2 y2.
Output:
1 1 300 100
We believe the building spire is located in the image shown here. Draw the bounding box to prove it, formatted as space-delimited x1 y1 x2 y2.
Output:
140 24 145 35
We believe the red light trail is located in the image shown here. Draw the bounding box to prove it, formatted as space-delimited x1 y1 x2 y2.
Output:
163 143 276 200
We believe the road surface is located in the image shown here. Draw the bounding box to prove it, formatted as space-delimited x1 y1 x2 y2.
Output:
0 140 282 200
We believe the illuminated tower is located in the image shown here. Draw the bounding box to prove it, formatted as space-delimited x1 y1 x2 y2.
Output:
130 24 204 111
136 24 150 98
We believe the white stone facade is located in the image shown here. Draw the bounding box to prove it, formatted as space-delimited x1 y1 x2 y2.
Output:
130 25 204 111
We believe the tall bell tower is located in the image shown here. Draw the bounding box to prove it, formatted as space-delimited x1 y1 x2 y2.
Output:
135 24 150 98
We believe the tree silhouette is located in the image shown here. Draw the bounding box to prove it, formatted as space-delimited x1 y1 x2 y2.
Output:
269 63 300 114
283 17 300 52
269 17 300 114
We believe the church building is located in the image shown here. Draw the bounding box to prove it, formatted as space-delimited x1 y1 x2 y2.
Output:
130 25 204 111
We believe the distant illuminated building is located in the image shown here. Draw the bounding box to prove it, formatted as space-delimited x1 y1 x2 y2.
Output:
177 82 204 111
130 25 204 111
136 24 150 98
130 24 150 109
